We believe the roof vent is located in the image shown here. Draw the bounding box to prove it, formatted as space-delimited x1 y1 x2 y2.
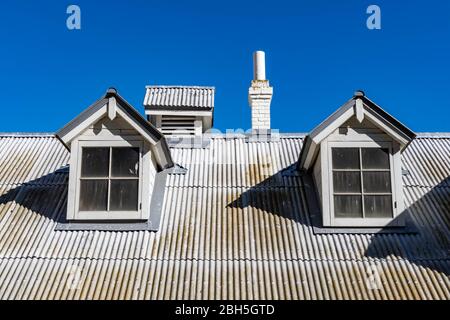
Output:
144 86 214 138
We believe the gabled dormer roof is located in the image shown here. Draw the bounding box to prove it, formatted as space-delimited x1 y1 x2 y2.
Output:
55 88 174 169
298 91 416 170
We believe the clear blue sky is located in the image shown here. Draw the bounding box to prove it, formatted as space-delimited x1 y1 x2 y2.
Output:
0 0 449 133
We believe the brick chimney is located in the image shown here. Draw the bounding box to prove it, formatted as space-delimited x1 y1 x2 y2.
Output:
248 51 273 131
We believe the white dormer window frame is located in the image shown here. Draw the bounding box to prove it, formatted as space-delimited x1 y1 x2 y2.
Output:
321 139 404 227
67 138 152 220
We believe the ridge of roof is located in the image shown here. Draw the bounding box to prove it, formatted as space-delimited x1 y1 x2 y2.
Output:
145 85 215 89
1 132 450 138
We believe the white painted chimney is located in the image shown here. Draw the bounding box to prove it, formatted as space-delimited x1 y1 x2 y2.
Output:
249 51 273 131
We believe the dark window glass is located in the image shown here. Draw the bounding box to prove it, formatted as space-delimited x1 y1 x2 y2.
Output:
79 180 108 211
364 195 393 218
110 180 139 211
332 147 394 220
332 148 360 169
81 148 109 177
363 172 391 193
334 195 363 218
333 171 361 193
79 146 140 213
361 148 390 169
111 148 139 177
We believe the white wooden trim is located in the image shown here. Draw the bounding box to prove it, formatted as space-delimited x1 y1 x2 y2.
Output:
312 107 355 144
303 142 317 170
107 97 117 120
355 98 364 123
115 107 158 144
321 141 331 226
61 101 161 147
69 139 151 221
140 142 152 220
363 110 409 147
62 104 108 146
67 140 79 220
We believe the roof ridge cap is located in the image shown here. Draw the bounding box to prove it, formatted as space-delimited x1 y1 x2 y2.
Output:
146 85 215 89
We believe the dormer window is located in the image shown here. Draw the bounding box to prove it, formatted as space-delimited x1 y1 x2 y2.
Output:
56 88 173 227
299 91 416 228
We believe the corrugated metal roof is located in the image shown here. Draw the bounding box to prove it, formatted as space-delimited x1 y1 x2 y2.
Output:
0 134 449 300
144 86 215 110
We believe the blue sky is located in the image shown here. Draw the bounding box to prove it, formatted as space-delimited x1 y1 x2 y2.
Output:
0 0 449 133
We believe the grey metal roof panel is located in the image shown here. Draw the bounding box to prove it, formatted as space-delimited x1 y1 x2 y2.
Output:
0 134 449 299
144 86 215 110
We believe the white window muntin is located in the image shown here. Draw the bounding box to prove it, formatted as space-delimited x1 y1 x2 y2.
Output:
327 140 400 227
74 140 143 220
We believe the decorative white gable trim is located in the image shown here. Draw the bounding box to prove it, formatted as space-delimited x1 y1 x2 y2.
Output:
299 91 416 171
107 96 117 120
56 88 174 170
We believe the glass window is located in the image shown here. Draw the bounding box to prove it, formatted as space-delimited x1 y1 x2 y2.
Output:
79 180 108 211
111 148 139 177
332 148 360 169
333 171 361 193
361 148 390 169
332 147 393 219
79 147 140 212
334 195 363 218
81 148 109 177
363 172 391 193
364 195 393 218
110 180 139 211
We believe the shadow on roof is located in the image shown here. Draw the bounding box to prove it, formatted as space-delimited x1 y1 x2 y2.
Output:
0 168 68 224
365 178 450 277
227 165 450 278
226 163 314 226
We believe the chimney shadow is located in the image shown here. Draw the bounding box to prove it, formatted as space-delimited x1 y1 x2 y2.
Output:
227 164 315 227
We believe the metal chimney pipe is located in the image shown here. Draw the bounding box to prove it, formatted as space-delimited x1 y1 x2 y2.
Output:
253 51 266 81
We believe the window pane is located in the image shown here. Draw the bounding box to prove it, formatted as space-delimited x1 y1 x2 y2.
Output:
334 195 363 218
110 180 138 211
79 180 108 211
332 148 360 169
333 171 361 193
361 148 390 169
81 148 109 177
364 195 393 218
363 172 391 193
111 148 139 177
